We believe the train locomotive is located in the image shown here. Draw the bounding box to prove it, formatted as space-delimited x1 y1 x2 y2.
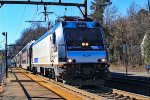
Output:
13 17 110 85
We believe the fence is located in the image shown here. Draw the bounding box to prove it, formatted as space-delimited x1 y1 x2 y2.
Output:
0 59 5 85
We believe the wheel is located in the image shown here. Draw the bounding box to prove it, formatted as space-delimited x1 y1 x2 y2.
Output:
147 69 149 74
51 69 55 79
62 80 67 84
33 67 37 75
55 76 58 82
45 68 49 77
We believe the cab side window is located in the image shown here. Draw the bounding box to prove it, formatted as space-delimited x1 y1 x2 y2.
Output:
53 32 57 52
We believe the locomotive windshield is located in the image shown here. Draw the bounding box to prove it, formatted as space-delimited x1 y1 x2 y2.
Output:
65 28 104 50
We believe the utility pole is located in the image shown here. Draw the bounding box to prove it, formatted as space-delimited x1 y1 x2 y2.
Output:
84 0 87 19
2 32 8 78
123 41 129 76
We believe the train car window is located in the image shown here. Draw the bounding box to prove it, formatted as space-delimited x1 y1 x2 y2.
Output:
22 48 27 53
84 29 103 46
53 32 56 44
65 28 83 45
22 60 26 64
65 28 104 50
27 51 28 64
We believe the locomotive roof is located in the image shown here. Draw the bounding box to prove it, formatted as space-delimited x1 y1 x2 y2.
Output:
62 21 101 28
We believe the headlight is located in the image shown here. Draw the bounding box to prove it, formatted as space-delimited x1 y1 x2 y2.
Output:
85 43 89 46
82 43 85 46
67 59 76 63
101 58 107 62
68 59 72 63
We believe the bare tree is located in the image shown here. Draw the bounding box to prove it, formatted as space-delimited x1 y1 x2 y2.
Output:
110 2 150 67
12 23 47 55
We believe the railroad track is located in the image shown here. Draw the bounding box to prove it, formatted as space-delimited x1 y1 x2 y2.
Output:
98 87 150 100
108 76 150 87
79 85 150 100
105 74 150 97
19 68 150 100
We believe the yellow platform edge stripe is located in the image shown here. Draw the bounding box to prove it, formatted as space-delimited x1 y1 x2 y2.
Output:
18 68 85 100
0 86 3 94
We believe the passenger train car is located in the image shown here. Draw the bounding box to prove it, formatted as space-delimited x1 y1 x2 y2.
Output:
13 17 110 85
13 41 35 70
20 41 35 70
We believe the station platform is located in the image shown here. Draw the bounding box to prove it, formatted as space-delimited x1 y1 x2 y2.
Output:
0 68 83 100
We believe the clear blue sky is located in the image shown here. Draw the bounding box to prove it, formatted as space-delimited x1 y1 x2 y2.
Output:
0 0 148 49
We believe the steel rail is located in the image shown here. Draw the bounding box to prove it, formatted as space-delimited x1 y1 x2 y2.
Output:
110 76 150 87
112 88 150 100
84 85 150 100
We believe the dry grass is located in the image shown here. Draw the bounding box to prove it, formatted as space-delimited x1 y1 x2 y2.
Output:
110 64 146 72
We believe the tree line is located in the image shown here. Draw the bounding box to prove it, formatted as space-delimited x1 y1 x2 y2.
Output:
9 23 47 57
91 0 150 67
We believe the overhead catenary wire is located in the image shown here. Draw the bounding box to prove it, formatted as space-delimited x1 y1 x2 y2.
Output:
63 7 75 16
38 0 81 22
13 5 27 54
14 0 80 51
2 7 5 32
23 9 76 45
0 38 5 50
31 5 42 21
0 8 5 50
47 0 56 10
15 5 27 39
39 0 56 21
39 5 75 22
14 4 48 53
14 0 54 53
0 38 5 44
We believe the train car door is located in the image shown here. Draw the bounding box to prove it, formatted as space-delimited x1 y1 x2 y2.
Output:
51 32 56 63
19 54 22 68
